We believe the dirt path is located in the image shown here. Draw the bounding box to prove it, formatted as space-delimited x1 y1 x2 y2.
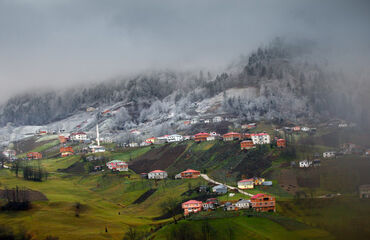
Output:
200 174 253 197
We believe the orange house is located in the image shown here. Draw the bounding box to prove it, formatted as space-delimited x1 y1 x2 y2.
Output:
182 200 203 216
27 152 42 160
241 140 255 150
180 169 201 178
276 139 286 148
250 193 275 212
59 136 68 143
194 133 210 142
223 132 241 141
60 146 74 157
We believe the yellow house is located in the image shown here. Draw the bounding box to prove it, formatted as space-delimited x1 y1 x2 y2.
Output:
238 179 254 189
145 137 156 144
254 177 265 186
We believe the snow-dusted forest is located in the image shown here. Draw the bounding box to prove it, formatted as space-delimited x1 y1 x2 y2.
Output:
1 39 369 132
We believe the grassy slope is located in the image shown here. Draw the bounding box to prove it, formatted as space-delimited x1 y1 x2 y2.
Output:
1 125 369 239
279 197 370 240
153 215 334 240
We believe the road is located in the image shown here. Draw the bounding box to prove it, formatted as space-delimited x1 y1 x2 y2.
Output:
200 174 253 197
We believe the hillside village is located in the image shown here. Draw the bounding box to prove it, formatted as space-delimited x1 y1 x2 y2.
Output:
1 115 370 239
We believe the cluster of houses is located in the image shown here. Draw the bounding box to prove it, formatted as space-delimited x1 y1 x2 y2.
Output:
237 177 272 189
182 193 276 216
131 129 279 152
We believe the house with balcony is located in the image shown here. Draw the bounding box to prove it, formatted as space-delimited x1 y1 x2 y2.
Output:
250 194 275 212
60 146 74 157
223 132 241 141
182 200 203 216
194 132 210 142
241 140 255 150
148 170 168 179
180 169 201 179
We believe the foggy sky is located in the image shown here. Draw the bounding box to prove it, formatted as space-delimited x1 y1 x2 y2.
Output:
0 0 369 101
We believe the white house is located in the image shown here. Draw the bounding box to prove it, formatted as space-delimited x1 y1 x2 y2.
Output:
301 127 310 132
338 123 348 128
89 145 106 153
204 119 210 124
212 116 223 123
250 133 270 145
140 141 151 147
235 199 251 209
70 132 88 141
323 151 336 158
2 149 16 160
299 160 312 168
207 132 220 141
101 137 113 143
129 142 139 148
183 136 191 140
191 119 198 124
167 134 184 142
148 170 168 179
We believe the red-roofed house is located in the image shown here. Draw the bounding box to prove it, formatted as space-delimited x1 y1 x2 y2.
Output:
194 133 210 142
145 137 156 144
276 139 286 148
223 132 241 141
182 200 203 216
180 169 201 179
238 179 254 189
148 170 168 179
58 135 68 143
250 194 275 212
27 152 42 160
241 140 255 150
60 146 74 157
106 160 128 171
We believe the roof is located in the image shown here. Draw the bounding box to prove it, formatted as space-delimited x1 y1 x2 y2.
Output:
71 132 86 135
108 160 127 163
251 193 269 199
150 170 166 173
181 169 200 174
250 133 269 136
236 199 250 204
238 178 254 183
194 132 210 137
213 184 227 189
182 200 202 205
224 132 240 136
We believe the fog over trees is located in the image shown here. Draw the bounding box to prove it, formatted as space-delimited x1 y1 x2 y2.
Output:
0 39 369 129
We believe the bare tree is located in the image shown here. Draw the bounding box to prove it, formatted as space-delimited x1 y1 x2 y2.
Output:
160 197 180 224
